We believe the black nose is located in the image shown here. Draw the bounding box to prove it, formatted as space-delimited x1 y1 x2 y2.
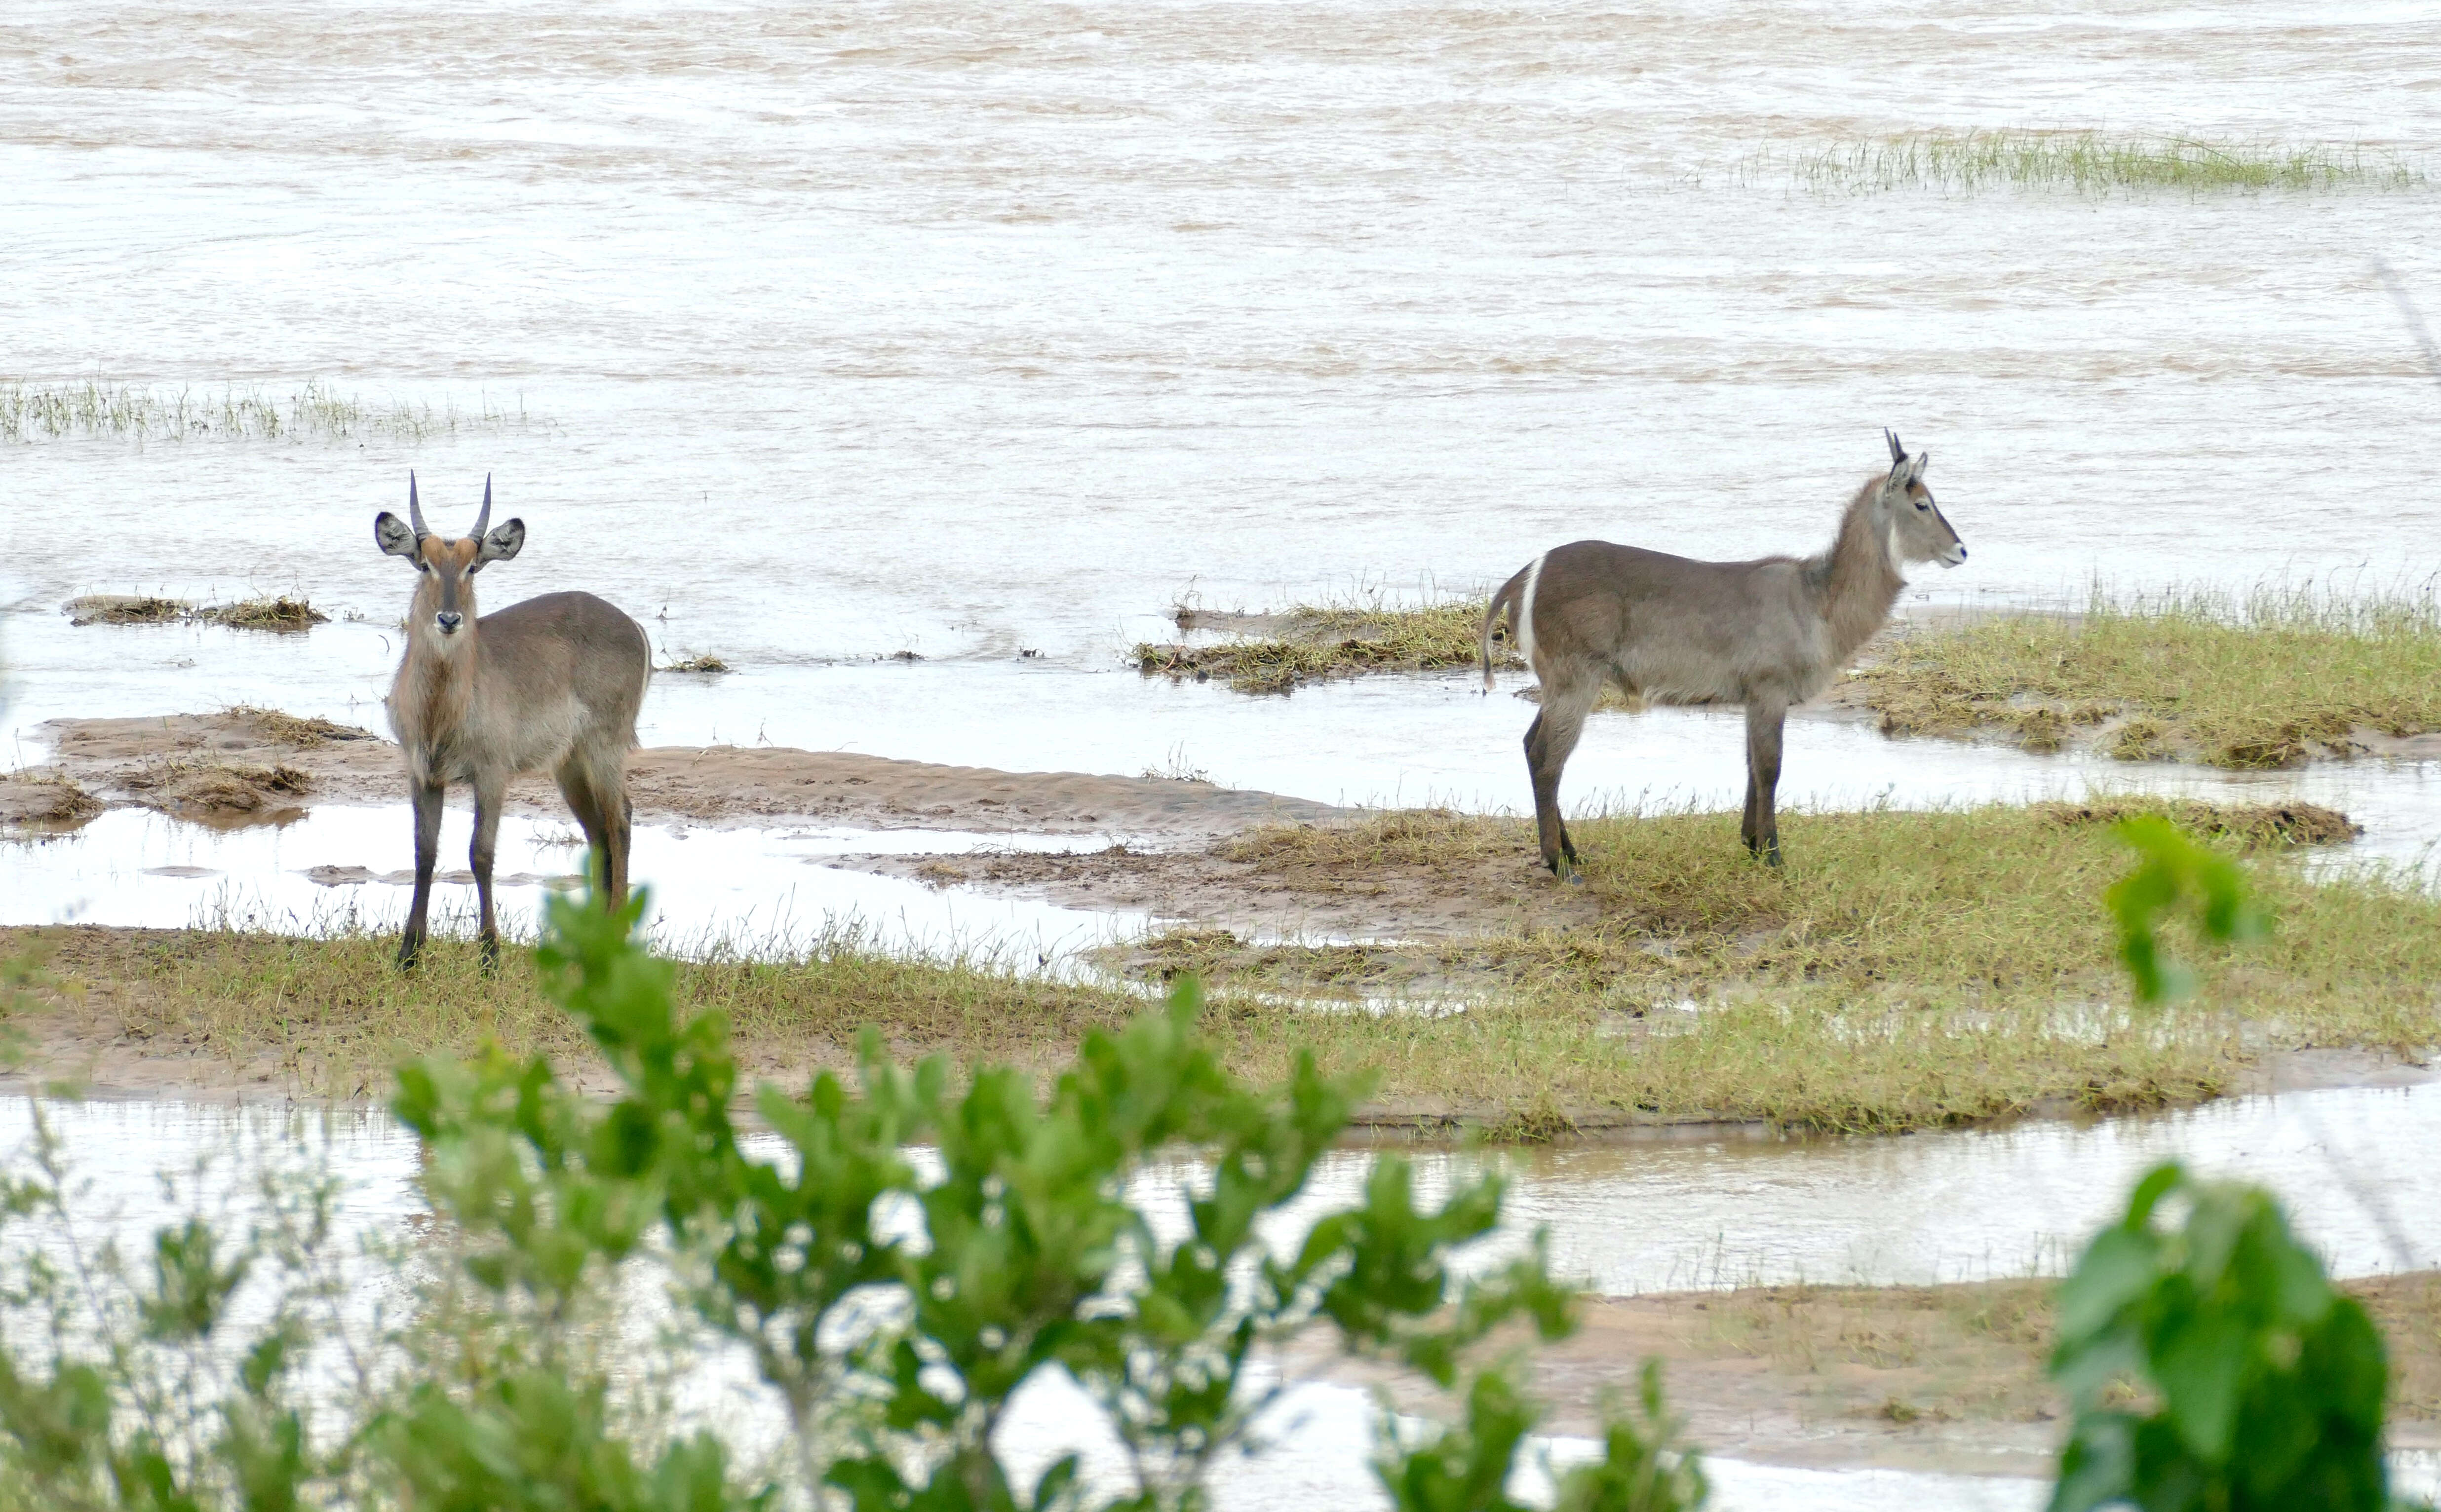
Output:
436 612 463 632
1957 546 1969 560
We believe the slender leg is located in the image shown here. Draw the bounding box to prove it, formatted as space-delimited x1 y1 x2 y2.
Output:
608 791 634 907
398 779 445 970
1740 764 1760 853
556 762 611 902
1745 701 1787 867
1524 677 1595 879
470 771 507 970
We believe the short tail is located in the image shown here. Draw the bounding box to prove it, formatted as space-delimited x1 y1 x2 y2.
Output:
1480 566 1529 691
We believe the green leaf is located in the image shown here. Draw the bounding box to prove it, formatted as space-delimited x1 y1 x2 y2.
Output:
2153 1314 2251 1460
2055 1224 2161 1346
2106 817 2267 1005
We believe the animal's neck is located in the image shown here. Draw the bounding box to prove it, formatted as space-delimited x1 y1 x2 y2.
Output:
1810 479 1905 665
397 622 476 749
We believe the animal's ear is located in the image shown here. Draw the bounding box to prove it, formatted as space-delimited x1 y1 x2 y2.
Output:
375 512 421 561
474 517 526 568
1909 450 1930 479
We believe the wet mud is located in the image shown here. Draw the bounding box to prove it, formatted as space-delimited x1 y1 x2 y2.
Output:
15 710 1346 837
1284 1273 2441 1477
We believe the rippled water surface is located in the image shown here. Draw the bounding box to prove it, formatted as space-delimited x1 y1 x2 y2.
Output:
7 0 2441 817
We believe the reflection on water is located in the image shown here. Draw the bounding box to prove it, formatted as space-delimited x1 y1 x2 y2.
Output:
0 805 1150 966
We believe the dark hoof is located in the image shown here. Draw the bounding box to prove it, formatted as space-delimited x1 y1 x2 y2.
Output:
395 941 422 973
479 935 502 973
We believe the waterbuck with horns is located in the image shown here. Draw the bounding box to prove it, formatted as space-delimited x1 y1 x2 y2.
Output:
374 473 651 967
1479 431 1967 879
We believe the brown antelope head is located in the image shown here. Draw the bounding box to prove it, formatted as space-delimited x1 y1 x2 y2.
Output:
1877 429 1967 569
374 472 527 648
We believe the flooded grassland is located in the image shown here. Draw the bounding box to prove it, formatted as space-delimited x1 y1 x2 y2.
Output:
7 718 2438 1138
9 0 2441 1495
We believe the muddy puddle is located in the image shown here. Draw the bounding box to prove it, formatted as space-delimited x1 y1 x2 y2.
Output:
8 1087 2438 1506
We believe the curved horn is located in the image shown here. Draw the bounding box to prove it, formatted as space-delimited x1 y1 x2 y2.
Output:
471 474 492 540
407 471 429 539
1885 428 1907 465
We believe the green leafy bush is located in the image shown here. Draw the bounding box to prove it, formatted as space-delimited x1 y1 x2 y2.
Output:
0 882 1706 1510
2049 1163 2416 1512
2053 820 2430 1512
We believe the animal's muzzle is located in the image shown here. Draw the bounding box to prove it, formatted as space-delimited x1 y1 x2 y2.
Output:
436 612 464 634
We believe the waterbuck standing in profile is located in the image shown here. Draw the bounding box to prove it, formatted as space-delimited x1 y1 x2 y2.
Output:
1478 431 1967 878
374 473 652 967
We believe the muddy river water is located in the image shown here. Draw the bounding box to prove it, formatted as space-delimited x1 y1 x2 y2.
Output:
6 0 2441 1501
7 0 2441 931
7 1090 2438 1506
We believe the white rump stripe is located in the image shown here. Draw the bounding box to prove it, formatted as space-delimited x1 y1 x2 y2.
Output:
1517 552 1547 667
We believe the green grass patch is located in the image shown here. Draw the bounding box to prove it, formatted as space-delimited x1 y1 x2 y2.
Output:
1747 130 2427 195
1135 599 1522 693
1857 587 2441 767
12 923 1145 1096
0 377 539 444
1139 798 2433 1133
16 796 2434 1135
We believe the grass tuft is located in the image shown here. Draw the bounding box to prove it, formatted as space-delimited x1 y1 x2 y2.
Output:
0 378 539 445
204 596 328 632
120 760 312 813
2032 799 2361 849
226 707 376 748
63 595 189 625
1857 586 2441 767
0 773 104 826
659 654 731 674
1136 599 1522 694
1749 130 2428 196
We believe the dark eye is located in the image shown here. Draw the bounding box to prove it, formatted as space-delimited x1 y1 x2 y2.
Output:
1914 499 1930 511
